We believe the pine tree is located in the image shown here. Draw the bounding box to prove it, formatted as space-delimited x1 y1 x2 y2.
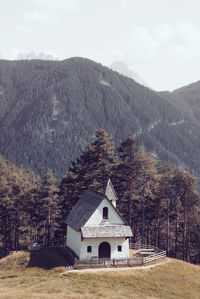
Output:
155 164 174 252
112 137 158 245
79 129 117 191
38 170 59 246
0 156 11 253
59 129 117 241
172 168 198 261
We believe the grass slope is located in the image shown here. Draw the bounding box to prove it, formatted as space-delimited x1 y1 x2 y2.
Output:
0 250 199 299
0 248 68 271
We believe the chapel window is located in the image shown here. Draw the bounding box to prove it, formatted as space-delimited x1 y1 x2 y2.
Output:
87 246 92 253
103 207 108 219
118 245 122 252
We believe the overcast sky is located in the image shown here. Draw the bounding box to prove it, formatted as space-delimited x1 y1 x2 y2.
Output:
1 0 200 91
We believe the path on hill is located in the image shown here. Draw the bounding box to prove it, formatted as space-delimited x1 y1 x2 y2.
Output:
61 258 170 275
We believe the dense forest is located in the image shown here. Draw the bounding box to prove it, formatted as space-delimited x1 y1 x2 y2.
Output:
0 130 199 264
0 58 200 182
160 80 200 124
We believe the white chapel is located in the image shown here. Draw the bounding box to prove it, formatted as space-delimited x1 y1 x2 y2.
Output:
65 179 133 260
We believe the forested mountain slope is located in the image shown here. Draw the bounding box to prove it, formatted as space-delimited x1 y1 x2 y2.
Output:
160 81 200 124
0 57 199 178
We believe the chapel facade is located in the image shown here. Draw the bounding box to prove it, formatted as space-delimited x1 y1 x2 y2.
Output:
65 179 133 260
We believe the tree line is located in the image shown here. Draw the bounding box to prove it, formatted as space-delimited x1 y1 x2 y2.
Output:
0 129 200 263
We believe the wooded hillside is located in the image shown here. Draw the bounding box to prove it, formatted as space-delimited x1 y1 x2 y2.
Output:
1 130 199 264
0 58 200 181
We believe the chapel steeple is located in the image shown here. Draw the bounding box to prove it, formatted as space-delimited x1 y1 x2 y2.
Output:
104 179 118 208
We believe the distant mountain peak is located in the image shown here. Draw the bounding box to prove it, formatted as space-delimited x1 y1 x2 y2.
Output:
109 61 150 88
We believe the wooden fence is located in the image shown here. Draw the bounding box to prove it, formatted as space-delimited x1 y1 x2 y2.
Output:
74 256 143 268
143 251 166 263
130 243 163 253
74 249 166 269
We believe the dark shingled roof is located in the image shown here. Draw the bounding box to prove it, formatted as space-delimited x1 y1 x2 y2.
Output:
81 225 133 238
65 190 105 231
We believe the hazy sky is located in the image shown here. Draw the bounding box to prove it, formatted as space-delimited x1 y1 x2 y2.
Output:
1 0 200 91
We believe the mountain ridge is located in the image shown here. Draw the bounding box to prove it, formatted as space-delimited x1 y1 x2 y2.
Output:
0 57 199 179
109 61 150 87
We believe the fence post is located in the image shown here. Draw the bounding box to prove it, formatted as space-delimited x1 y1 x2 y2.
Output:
113 259 115 266
74 257 77 267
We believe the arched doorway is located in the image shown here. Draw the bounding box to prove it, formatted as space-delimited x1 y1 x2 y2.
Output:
98 242 111 258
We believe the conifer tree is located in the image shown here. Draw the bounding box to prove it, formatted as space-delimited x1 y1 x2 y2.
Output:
0 157 12 253
154 164 174 251
59 129 117 241
78 129 117 191
112 137 158 245
38 170 59 246
172 168 198 261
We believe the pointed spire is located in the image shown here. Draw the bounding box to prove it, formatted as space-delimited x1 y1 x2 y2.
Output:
104 179 118 207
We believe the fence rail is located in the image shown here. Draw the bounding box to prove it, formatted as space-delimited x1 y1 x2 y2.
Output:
143 251 166 263
130 243 164 253
74 256 143 268
74 250 166 268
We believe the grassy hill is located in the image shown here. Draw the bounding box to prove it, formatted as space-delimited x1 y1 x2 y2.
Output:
0 248 68 271
0 250 199 299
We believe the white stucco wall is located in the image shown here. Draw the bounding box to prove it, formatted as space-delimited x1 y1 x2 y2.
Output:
85 198 124 226
66 225 81 257
111 200 116 208
80 237 130 260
